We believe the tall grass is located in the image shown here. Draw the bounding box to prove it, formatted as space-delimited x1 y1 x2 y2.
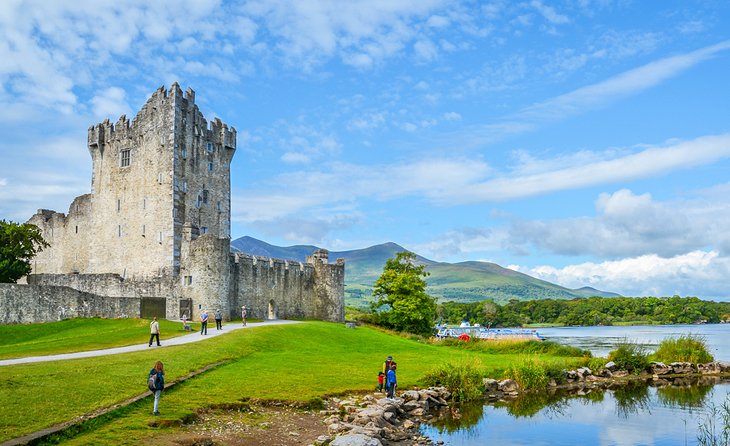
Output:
421 359 486 402
697 395 730 446
651 334 714 364
607 339 649 373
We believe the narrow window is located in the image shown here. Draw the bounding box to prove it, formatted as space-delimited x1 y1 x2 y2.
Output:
142 224 146 236
118 225 122 237
143 198 146 210
181 147 187 159
202 190 209 204
216 201 222 212
207 142 213 153
120 149 131 167
208 162 214 172
182 181 188 192
184 276 193 286
201 226 208 235
196 194 203 208
75 225 78 234
159 231 163 243
117 199 121 212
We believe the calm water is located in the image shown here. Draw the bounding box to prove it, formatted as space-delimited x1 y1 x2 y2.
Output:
538 324 730 361
421 324 730 446
422 380 730 446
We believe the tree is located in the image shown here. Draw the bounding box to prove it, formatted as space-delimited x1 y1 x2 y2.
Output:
0 220 49 283
371 251 437 335
482 300 498 329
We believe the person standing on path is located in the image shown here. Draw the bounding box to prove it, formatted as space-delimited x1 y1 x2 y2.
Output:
241 306 247 326
148 317 161 347
149 361 165 415
215 308 223 330
200 310 209 335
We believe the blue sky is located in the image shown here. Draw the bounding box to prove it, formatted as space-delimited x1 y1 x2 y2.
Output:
1 1 729 299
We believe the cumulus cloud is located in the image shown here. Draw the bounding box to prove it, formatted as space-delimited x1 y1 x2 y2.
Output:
89 87 131 121
512 250 730 299
507 187 730 259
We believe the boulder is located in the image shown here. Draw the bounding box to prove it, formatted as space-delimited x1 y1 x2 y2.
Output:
401 390 420 402
498 379 519 393
605 361 618 371
483 378 498 392
670 362 694 374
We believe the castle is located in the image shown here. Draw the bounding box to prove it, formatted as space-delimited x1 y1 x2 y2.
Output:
18 84 345 323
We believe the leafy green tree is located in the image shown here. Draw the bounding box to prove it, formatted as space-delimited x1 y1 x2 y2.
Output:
0 220 49 283
371 251 436 335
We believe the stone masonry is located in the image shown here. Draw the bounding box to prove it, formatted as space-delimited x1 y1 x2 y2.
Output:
16 84 344 324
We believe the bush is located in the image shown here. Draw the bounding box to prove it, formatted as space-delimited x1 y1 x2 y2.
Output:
507 357 549 389
421 360 486 402
607 339 650 373
651 334 714 364
586 357 608 372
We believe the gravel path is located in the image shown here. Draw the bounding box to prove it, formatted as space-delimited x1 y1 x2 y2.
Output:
0 319 301 367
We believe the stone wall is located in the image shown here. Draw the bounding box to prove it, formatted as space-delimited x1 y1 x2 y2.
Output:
0 283 140 324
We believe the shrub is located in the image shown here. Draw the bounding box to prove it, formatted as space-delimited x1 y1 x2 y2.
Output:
586 357 608 372
607 339 649 373
421 360 486 402
507 357 549 389
651 334 714 364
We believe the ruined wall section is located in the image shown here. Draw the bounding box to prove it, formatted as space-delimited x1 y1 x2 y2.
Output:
0 283 140 324
232 250 345 322
27 194 94 275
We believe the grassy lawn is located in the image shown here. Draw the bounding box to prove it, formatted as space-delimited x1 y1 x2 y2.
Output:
0 320 587 444
0 317 199 359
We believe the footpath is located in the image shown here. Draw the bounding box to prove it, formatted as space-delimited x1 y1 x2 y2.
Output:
0 319 300 367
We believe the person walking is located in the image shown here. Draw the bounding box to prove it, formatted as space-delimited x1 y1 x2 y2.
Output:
241 305 247 326
148 317 161 347
215 308 223 330
200 310 209 335
149 361 165 415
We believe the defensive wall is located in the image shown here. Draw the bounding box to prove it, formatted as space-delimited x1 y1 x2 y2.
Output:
0 283 140 324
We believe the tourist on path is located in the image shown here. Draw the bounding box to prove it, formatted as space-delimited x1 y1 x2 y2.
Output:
386 363 397 398
149 361 165 415
241 305 247 326
215 309 223 330
148 317 161 347
377 371 385 392
200 310 209 335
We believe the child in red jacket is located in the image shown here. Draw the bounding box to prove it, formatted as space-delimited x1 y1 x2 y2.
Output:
377 371 385 392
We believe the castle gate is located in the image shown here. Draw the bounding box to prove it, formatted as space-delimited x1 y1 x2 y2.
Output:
141 297 166 319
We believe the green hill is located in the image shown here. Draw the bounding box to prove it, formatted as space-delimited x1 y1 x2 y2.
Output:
231 237 620 306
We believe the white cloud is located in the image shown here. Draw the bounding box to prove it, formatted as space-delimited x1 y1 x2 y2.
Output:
90 87 131 121
517 40 730 123
455 133 730 204
443 111 462 121
530 0 570 25
515 250 730 298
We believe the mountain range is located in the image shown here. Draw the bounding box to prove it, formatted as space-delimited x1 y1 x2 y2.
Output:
231 236 620 306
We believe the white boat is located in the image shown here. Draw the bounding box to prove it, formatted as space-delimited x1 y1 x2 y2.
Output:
434 324 544 341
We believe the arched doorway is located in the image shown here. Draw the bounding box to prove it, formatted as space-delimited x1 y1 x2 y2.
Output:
267 300 277 320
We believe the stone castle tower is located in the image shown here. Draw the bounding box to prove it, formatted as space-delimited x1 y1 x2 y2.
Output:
26 84 344 323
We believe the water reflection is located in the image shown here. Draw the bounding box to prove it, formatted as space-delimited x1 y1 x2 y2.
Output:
422 378 730 446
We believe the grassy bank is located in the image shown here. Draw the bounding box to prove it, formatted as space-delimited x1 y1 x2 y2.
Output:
0 317 199 360
0 320 587 444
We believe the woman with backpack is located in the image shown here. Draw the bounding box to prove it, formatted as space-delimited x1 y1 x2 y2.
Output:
148 361 165 416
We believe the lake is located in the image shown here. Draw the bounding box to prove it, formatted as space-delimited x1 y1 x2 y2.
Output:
420 324 730 446
538 324 730 361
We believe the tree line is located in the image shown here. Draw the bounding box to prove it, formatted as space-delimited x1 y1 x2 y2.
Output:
438 296 730 327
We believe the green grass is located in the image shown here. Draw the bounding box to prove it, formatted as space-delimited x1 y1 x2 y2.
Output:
0 317 198 359
0 320 587 445
650 334 714 364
